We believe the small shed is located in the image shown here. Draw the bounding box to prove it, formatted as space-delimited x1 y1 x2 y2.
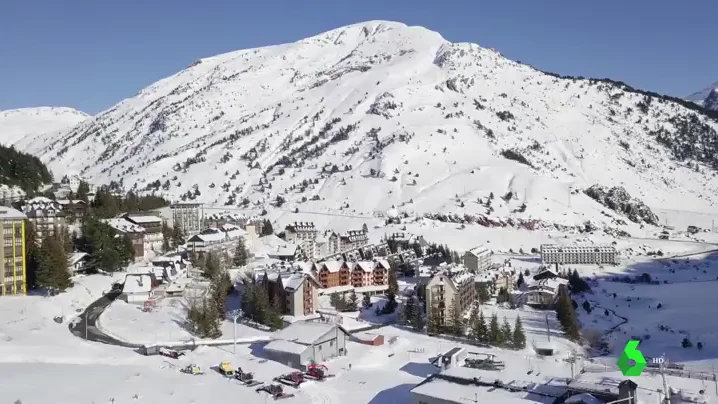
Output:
68 252 90 273
262 321 350 369
354 332 384 346
431 347 467 370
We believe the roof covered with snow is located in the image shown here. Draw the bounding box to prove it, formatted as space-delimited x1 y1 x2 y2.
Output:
124 214 162 224
102 218 145 234
271 321 349 345
0 207 26 219
263 339 309 354
122 274 153 294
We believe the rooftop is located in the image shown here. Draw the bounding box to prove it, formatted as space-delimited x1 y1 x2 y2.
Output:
0 207 26 220
271 321 348 345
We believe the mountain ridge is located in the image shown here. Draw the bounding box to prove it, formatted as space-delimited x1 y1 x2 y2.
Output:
685 81 718 111
15 20 718 232
0 106 89 151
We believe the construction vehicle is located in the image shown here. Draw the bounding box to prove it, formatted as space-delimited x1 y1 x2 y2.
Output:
159 347 185 359
273 371 305 387
218 361 235 377
256 384 295 400
303 363 334 380
235 367 263 387
180 364 203 375
464 353 505 370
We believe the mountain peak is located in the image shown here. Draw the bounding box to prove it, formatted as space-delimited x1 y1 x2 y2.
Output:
0 107 89 149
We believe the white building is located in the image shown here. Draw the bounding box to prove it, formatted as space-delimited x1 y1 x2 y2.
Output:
463 247 492 272
284 222 318 260
122 214 164 254
426 265 477 328
170 202 203 235
119 274 155 304
540 244 618 265
186 224 248 257
524 278 568 307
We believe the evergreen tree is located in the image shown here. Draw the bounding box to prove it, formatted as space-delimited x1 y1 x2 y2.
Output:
79 218 134 271
362 293 371 309
512 316 527 349
232 237 248 267
36 232 71 290
488 313 501 345
477 283 490 304
254 285 271 324
24 221 39 289
170 224 185 249
383 287 397 314
203 252 221 279
161 222 172 252
76 181 90 203
556 286 580 341
402 295 417 325
517 273 525 288
427 302 441 335
474 310 489 343
468 305 479 341
210 270 232 317
501 317 513 346
347 291 359 311
262 219 274 236
240 280 257 320
409 297 424 331
388 267 399 294
449 298 464 336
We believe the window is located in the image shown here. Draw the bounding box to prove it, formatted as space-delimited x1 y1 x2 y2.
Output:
329 340 334 347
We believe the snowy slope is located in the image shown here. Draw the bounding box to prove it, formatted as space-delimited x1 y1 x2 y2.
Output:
30 21 718 230
0 107 89 151
686 81 718 111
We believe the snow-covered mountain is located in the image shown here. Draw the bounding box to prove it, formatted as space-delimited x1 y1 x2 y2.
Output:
685 81 718 111
29 21 718 231
0 107 89 151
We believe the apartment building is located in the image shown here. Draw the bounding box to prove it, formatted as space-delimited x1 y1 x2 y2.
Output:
259 271 321 317
19 197 66 242
170 202 203 235
0 208 27 296
426 266 477 328
463 247 492 272
540 244 618 265
314 260 351 288
122 213 164 253
186 224 248 257
102 218 146 261
316 228 371 259
285 222 318 260
56 199 89 220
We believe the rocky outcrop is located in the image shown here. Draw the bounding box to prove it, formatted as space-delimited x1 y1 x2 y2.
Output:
584 185 659 225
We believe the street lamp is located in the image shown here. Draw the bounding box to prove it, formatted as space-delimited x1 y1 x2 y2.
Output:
228 309 242 354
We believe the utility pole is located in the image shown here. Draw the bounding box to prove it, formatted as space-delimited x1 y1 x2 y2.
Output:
85 310 89 341
545 314 551 343
659 353 669 404
228 309 241 354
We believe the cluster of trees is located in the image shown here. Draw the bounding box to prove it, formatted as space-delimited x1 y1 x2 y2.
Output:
232 237 248 267
239 277 284 330
26 222 73 291
88 189 170 219
425 300 526 349
401 294 424 330
425 243 461 264
186 251 234 338
260 219 274 236
76 218 136 272
161 222 186 252
0 145 53 195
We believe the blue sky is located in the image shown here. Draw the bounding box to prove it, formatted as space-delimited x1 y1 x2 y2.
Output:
1 0 715 114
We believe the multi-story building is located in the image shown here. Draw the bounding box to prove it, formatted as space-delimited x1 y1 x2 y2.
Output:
426 266 477 328
186 224 248 257
285 222 318 260
351 261 374 287
0 207 27 296
56 199 89 220
170 202 203 236
313 260 351 288
463 247 492 272
316 228 370 259
19 197 66 242
258 271 321 317
540 244 618 265
122 213 164 253
102 218 146 261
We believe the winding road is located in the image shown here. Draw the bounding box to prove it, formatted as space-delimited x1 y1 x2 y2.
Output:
68 290 141 348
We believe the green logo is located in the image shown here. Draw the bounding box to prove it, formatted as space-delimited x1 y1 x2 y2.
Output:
617 340 647 376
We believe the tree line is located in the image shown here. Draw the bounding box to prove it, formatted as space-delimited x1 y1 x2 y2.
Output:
0 145 53 195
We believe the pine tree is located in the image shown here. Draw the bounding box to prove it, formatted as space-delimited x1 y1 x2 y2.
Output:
161 222 171 252
474 310 489 343
477 283 490 304
488 313 501 345
24 220 39 290
388 267 399 294
240 280 257 320
468 306 479 341
427 302 441 335
449 298 464 336
232 237 248 267
362 292 371 309
262 219 274 236
170 224 185 249
410 297 424 331
402 295 417 325
254 286 271 325
210 271 232 317
36 232 71 290
512 316 527 349
517 273 525 288
501 317 513 346
347 291 359 311
556 286 580 341
203 252 220 279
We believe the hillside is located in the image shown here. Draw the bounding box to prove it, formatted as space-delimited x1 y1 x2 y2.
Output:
29 21 718 232
686 81 718 111
0 107 89 151
0 144 53 194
